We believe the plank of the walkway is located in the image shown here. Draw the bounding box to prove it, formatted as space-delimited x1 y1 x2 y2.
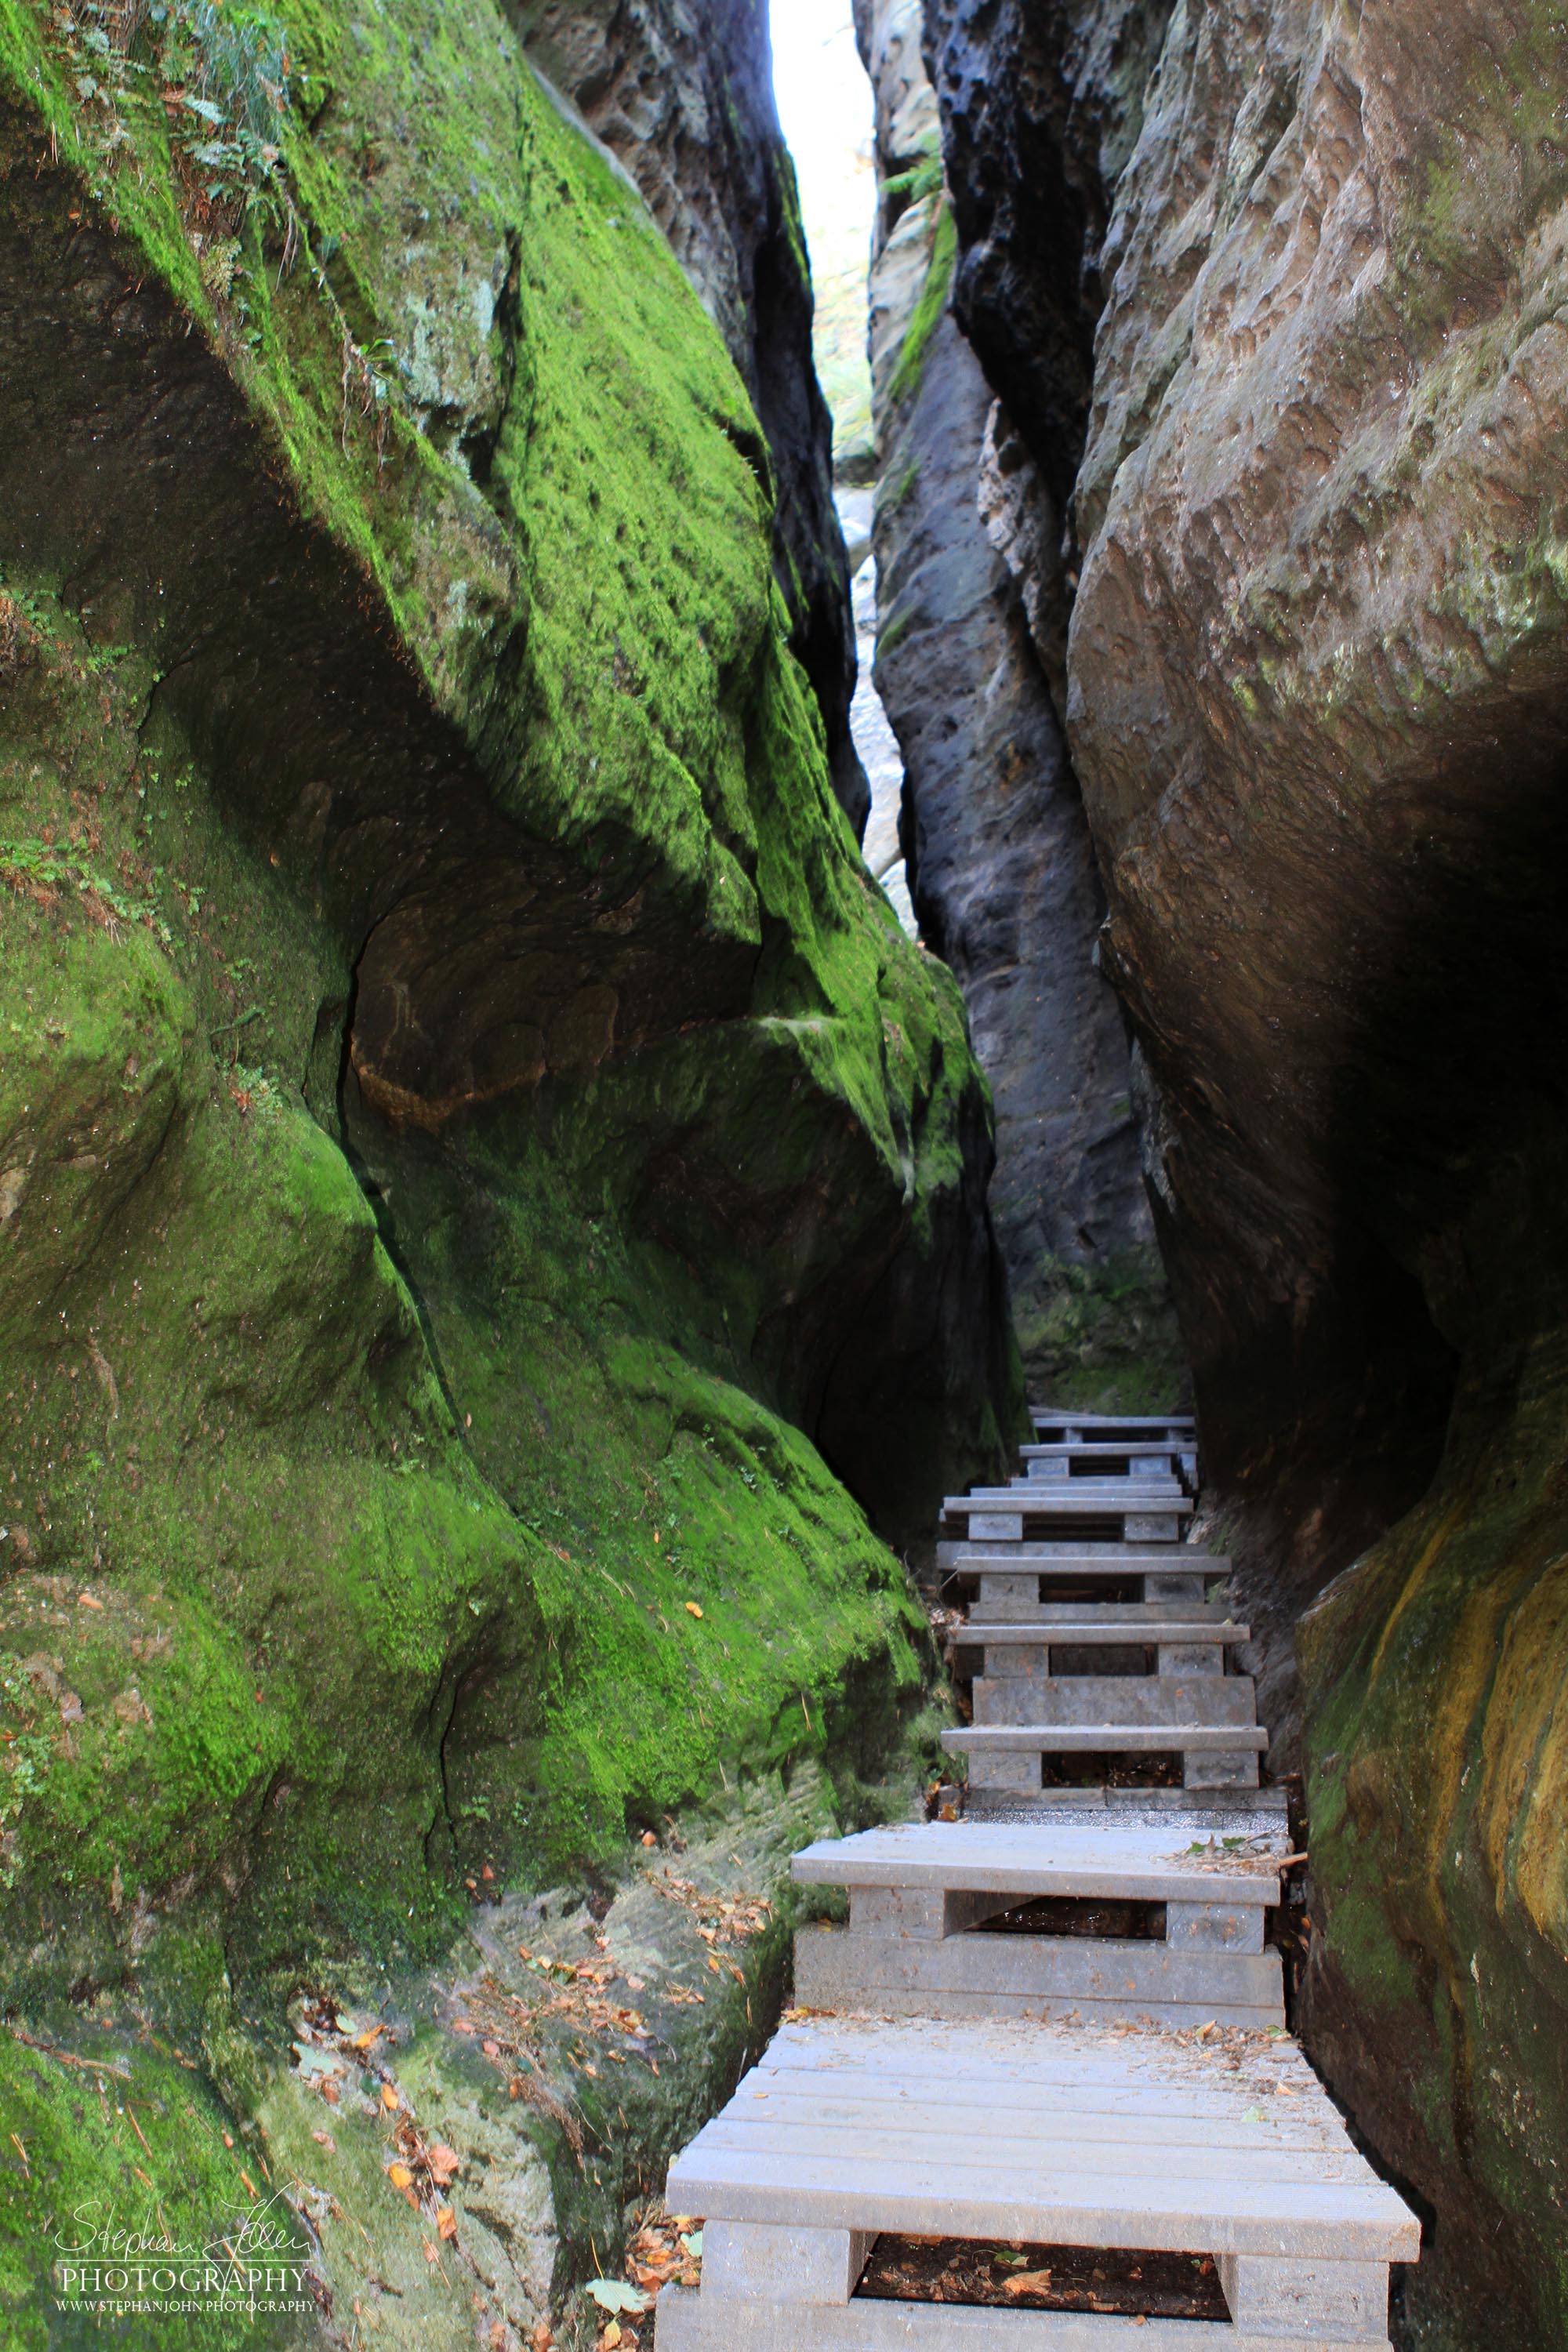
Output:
955 1552 1231 1573
694 2114 1349 2190
791 1821 1284 1902
955 1487 1191 1507
942 1725 1269 1752
667 2144 1417 2260
951 1621 1248 1644
727 2082 1345 2149
1029 1409 1196 1428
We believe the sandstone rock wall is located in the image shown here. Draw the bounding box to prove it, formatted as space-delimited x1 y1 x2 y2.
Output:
511 0 869 833
0 0 1020 2322
927 0 1568 2338
858 0 1182 1410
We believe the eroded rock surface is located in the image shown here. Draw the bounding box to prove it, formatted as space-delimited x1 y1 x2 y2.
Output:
512 0 869 832
859 0 1181 1406
928 0 1568 2338
0 0 1015 2329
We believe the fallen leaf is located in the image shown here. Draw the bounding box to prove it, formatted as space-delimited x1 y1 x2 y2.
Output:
1004 2270 1054 2296
452 2019 477 2034
310 2130 336 2151
640 1832 656 1848
380 2082 400 2111
587 2279 652 2315
352 2027 382 2051
428 2143 461 2186
684 1602 702 1618
78 1592 103 1610
437 2205 457 2241
387 2163 416 2190
602 2328 622 2350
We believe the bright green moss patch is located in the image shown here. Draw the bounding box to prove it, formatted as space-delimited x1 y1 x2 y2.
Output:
887 198 957 410
0 10 1014 2333
0 2027 286 2351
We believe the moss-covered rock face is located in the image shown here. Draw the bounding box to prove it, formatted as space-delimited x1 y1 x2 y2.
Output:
0 0 1017 2327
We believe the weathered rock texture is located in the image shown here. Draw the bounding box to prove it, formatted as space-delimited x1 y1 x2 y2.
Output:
859 0 1181 1408
512 0 869 834
0 0 1018 2328
929 0 1568 2340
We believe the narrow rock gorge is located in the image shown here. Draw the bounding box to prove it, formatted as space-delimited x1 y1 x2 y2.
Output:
924 1 1568 2343
855 0 1184 1414
1 0 1566 2345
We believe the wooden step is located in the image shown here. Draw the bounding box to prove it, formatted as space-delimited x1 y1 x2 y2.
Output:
659 2017 1417 2352
792 1819 1284 2030
950 1552 1231 1574
792 1926 1284 2027
666 2023 1420 2254
964 1785 1290 1820
973 1477 1185 1496
1019 1447 1194 1481
947 1726 1268 1759
967 1602 1239 1627
1006 1476 1188 1497
944 1495 1195 1542
947 1722 1266 1795
791 1822 1290 1906
1029 1410 1196 1431
949 1621 1250 1647
971 1678 1257 1731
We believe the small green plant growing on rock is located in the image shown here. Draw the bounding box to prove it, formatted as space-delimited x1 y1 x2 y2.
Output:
49 0 289 231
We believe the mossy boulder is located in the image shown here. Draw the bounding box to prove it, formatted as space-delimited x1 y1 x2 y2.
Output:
0 0 1018 2332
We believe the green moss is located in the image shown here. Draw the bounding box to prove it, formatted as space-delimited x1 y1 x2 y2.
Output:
1011 1246 1189 1410
887 198 957 410
0 9 1014 2333
0 2026 287 2350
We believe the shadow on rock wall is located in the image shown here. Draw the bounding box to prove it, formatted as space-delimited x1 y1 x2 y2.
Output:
927 0 1568 2338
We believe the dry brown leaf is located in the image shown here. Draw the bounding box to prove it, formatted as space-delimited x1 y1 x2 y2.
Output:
437 2205 457 2241
387 2162 415 2190
1004 2270 1054 2296
380 2082 401 2111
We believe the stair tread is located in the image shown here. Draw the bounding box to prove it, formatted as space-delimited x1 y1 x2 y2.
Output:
792 1821 1287 1900
1030 1411 1196 1428
959 1552 1229 1569
947 1494 1195 1514
666 2020 1418 2258
943 1725 1270 1751
953 1621 1249 1643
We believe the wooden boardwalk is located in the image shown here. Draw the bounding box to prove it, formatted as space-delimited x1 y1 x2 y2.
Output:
657 1408 1419 2347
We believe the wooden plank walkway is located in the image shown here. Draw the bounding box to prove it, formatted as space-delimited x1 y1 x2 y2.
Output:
659 1409 1419 2347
